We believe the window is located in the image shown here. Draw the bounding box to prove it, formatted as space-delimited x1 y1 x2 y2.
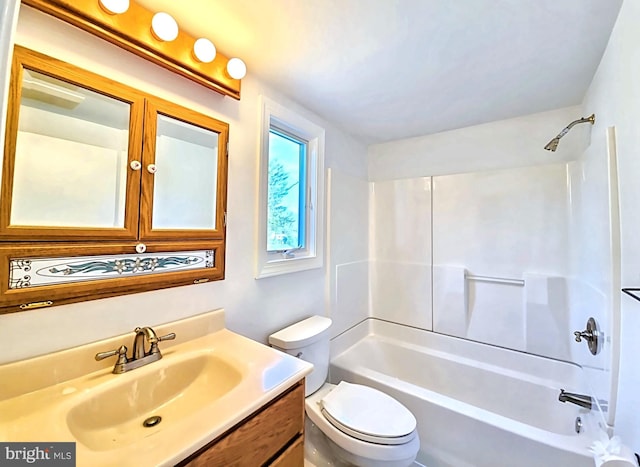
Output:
267 128 306 252
256 96 325 278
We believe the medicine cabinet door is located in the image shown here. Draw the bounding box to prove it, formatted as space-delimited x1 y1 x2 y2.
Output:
0 46 145 241
138 99 228 241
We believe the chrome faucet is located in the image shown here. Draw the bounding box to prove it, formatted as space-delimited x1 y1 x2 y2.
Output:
558 389 593 410
95 327 176 374
133 326 159 360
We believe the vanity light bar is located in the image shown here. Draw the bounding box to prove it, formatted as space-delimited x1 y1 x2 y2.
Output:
23 0 244 99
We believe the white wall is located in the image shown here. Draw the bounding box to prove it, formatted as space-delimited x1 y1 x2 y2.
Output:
327 169 370 338
0 6 368 363
582 0 640 450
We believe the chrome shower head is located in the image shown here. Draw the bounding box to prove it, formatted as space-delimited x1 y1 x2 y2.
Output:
544 137 560 152
544 114 595 152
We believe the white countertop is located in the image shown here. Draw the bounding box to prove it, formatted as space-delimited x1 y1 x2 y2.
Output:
0 309 313 466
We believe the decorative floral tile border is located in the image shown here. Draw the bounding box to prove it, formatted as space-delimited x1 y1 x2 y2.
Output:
9 250 214 289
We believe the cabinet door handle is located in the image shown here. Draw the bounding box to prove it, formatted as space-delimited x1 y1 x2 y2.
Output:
130 160 142 170
135 243 147 253
147 164 158 174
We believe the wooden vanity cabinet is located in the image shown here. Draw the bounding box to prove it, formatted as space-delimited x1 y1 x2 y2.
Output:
177 380 305 467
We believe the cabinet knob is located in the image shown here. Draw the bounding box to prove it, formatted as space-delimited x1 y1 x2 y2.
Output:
147 164 158 174
135 243 147 254
130 160 142 170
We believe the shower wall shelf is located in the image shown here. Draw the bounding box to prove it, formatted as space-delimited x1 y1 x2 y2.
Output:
622 288 640 303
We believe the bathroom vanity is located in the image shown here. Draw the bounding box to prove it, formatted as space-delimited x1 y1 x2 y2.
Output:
178 381 304 466
0 309 312 466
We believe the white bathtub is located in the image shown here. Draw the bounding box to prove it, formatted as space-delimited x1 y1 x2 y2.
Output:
329 319 604 467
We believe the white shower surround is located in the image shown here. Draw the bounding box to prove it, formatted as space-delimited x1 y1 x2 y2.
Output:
431 164 572 357
369 163 584 361
365 108 617 422
330 319 603 467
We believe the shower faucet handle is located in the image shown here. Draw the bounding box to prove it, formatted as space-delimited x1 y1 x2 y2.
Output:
573 330 593 342
573 317 600 356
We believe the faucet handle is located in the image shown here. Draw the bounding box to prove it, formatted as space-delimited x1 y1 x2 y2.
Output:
573 330 592 342
572 317 600 355
158 332 176 342
95 345 128 364
149 332 176 355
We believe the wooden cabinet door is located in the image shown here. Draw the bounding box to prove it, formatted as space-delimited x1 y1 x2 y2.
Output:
179 383 304 467
139 98 228 242
269 437 304 467
0 46 145 241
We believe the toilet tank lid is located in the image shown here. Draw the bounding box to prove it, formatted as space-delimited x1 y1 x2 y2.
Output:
268 316 332 349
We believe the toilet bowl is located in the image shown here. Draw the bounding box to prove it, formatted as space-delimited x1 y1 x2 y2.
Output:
269 316 420 467
306 382 420 466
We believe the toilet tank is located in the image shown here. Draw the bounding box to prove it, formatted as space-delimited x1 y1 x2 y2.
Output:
268 316 332 396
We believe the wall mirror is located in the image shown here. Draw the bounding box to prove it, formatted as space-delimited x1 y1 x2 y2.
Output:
0 47 229 313
151 114 219 231
12 69 132 229
1 46 145 241
138 99 228 242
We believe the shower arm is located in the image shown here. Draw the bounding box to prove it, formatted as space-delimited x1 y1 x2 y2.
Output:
554 114 595 139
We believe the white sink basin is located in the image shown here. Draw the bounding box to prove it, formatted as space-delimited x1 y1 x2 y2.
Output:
67 352 242 450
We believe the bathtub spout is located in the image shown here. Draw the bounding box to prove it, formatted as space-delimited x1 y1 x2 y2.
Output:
558 389 592 410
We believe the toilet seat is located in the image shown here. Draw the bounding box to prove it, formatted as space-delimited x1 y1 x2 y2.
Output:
320 381 417 445
306 383 420 465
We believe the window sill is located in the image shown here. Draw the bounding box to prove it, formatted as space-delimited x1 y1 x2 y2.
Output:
255 254 322 279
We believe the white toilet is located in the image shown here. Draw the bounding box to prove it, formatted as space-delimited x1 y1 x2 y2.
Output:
269 316 420 467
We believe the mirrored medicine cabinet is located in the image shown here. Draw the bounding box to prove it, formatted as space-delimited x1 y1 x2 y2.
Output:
0 46 229 313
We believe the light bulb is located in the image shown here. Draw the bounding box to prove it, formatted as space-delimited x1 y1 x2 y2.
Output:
226 58 246 80
99 0 129 14
193 38 216 63
151 12 179 42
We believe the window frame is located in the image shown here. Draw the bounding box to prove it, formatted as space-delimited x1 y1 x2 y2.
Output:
256 96 325 279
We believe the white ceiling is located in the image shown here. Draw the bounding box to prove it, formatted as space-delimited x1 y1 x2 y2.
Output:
138 0 623 144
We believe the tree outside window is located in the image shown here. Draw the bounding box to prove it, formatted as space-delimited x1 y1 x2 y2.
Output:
267 129 305 251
